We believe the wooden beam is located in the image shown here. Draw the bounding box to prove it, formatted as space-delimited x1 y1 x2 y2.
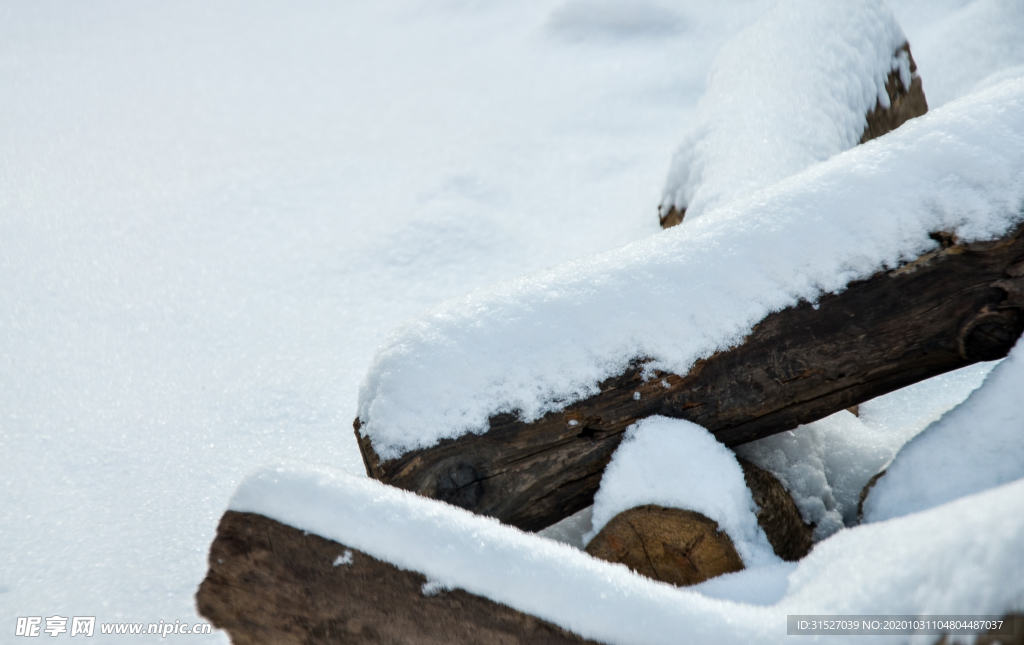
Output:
357 224 1024 532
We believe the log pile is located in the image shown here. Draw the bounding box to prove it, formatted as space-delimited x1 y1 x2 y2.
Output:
195 32 1022 644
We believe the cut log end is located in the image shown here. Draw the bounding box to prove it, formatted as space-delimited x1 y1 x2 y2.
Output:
860 44 929 144
658 204 685 229
584 505 744 587
857 468 887 523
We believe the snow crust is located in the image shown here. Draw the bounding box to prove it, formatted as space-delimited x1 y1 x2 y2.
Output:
660 0 911 222
359 78 1024 460
584 416 779 567
231 462 1024 645
863 341 1024 523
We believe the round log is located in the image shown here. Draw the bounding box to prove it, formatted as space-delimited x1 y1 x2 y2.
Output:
584 505 744 587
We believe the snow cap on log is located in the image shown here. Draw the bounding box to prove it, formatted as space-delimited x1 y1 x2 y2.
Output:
659 0 919 227
583 417 780 569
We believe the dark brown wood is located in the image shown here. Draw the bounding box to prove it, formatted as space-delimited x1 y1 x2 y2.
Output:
357 223 1024 533
660 44 927 229
196 511 601 645
584 505 744 587
741 460 813 561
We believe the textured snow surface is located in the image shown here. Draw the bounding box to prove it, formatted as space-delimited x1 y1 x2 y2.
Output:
360 78 1024 460
659 0 910 221
232 462 1024 645
735 361 994 540
863 341 1024 523
584 417 779 567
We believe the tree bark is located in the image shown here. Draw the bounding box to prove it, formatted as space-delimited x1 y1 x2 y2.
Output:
357 224 1024 532
196 511 601 645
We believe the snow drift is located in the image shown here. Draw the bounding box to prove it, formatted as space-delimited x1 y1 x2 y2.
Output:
863 340 1024 523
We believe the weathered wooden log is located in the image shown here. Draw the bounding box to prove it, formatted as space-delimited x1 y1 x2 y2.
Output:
357 223 1024 532
584 461 812 586
196 511 601 645
660 44 927 229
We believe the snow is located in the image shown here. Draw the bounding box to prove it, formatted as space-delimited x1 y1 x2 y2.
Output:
863 340 1024 524
4 0 1024 641
659 0 911 222
359 76 1024 460
735 362 994 540
231 461 1024 645
584 416 780 567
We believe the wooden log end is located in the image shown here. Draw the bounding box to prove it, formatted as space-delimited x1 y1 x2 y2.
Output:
659 204 686 229
196 510 600 645
584 505 745 587
860 43 929 144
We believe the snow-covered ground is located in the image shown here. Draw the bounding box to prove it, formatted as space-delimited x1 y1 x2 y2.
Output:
2 0 1023 642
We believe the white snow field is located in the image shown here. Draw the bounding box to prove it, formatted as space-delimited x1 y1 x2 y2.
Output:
3 0 1024 643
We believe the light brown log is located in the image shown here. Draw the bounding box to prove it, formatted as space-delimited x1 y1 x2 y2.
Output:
584 505 745 587
357 224 1024 533
583 460 811 587
195 511 600 645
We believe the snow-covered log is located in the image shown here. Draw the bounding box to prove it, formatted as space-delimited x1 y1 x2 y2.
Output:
657 0 927 229
585 462 811 587
196 510 599 645
354 78 1024 532
358 223 1024 531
